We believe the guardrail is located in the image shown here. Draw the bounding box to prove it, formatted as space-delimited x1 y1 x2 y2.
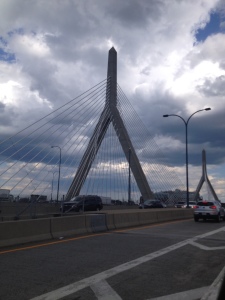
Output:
0 209 193 247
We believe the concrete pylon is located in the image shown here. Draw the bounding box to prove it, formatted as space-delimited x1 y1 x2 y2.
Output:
194 149 219 202
66 47 154 200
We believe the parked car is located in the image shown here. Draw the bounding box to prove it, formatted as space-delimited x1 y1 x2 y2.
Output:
139 199 165 209
61 195 103 213
193 200 225 222
175 201 186 208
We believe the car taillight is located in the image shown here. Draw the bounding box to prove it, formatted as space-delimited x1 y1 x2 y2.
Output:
194 205 198 209
210 205 217 209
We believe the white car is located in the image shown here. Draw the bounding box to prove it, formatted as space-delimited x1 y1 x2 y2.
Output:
194 200 225 222
175 201 186 208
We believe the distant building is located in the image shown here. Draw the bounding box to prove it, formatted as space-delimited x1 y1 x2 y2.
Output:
30 194 48 202
154 189 201 204
0 189 10 201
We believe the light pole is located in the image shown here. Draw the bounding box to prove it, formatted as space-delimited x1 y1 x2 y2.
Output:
51 146 61 204
51 171 57 202
163 108 211 208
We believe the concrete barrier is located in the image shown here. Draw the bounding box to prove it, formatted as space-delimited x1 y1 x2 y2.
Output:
105 213 116 230
85 214 107 233
51 215 87 238
0 209 193 247
0 218 51 247
156 210 174 222
138 210 158 225
113 211 140 229
170 208 193 220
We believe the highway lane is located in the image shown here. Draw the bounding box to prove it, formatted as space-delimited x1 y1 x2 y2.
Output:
1 219 225 300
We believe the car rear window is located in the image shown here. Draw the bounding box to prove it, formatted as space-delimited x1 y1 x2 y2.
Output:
197 201 214 206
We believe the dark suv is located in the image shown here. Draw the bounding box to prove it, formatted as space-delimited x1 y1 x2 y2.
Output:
139 199 166 209
61 195 103 213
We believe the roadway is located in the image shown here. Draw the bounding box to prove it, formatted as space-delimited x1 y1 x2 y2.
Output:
1 219 225 300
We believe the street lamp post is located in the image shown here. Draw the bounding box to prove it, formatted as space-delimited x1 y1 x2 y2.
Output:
163 108 211 208
51 146 61 204
51 171 57 202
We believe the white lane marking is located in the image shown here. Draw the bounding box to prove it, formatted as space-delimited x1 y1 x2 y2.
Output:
30 226 225 300
189 241 225 251
147 286 208 300
200 265 225 300
90 279 122 300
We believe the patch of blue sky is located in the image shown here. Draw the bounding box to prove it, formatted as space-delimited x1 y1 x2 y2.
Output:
0 35 15 62
7 27 25 37
195 11 225 43
0 48 15 62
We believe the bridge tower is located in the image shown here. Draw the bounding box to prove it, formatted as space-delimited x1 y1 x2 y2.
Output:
66 47 154 201
194 149 219 202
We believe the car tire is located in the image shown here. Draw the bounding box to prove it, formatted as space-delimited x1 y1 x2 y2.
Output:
216 214 221 223
194 216 199 222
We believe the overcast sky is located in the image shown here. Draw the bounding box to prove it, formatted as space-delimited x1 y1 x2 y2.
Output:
0 0 225 200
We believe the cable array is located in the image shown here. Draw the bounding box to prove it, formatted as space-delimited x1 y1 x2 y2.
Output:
0 79 185 204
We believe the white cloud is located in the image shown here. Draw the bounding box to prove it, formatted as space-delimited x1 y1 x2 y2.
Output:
11 34 51 58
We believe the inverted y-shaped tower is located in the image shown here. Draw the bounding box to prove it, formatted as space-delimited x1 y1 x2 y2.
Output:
194 149 219 202
66 47 154 200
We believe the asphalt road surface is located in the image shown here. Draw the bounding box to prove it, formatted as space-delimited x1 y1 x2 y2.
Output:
1 219 225 300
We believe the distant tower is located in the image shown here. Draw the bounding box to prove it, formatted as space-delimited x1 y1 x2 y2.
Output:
65 47 154 201
194 149 219 202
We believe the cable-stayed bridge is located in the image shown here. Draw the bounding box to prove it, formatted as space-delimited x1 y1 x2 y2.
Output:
0 48 187 205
